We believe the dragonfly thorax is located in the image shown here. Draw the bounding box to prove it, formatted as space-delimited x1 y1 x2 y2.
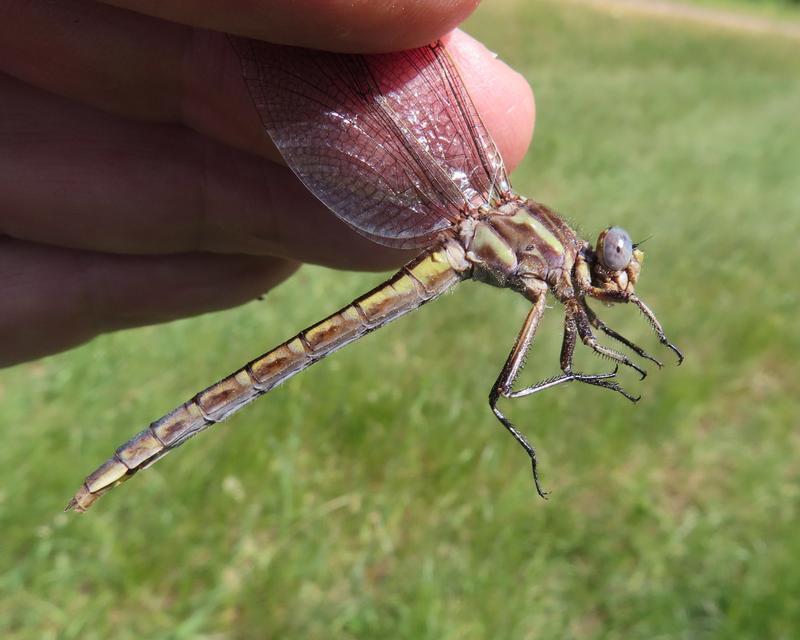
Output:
461 198 580 293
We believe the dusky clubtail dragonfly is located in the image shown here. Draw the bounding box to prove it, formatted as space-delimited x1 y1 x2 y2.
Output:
66 35 682 512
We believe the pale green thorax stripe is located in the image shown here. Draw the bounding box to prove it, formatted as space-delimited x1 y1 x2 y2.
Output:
508 209 565 254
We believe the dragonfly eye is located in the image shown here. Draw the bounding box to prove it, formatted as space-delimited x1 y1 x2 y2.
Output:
597 226 633 271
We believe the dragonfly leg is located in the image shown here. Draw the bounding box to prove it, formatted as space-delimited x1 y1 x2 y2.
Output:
489 295 552 498
489 301 637 498
629 294 684 364
582 301 663 368
569 302 649 380
487 294 622 496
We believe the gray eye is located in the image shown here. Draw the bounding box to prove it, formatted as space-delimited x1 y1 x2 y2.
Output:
599 226 633 271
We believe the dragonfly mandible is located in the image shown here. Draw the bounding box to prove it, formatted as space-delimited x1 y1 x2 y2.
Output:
66 35 682 512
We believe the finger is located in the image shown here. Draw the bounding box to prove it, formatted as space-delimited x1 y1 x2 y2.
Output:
0 3 534 170
0 237 298 367
97 0 482 52
445 30 535 174
0 74 411 271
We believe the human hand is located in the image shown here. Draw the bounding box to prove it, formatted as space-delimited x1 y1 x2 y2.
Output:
0 0 535 365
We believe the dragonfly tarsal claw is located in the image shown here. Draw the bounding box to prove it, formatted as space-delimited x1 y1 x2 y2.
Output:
665 340 684 365
602 382 640 403
617 386 641 404
623 344 661 369
628 295 683 366
637 350 663 369
596 355 645 380
530 459 549 499
622 359 647 380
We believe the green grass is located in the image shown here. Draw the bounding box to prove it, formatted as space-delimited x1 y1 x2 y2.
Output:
2 1 799 638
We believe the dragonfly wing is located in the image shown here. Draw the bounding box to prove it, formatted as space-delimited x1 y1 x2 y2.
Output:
230 37 509 249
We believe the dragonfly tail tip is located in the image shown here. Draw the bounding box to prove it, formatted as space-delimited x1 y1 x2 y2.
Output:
64 485 96 513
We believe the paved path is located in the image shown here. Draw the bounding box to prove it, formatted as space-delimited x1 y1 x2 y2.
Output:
564 0 800 40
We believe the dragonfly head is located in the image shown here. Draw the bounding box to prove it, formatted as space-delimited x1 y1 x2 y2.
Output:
581 226 644 298
575 226 683 365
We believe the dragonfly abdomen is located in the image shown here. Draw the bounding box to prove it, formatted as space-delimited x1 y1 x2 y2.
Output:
67 240 468 512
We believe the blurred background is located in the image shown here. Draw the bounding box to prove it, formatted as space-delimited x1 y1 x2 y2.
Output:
1 0 799 638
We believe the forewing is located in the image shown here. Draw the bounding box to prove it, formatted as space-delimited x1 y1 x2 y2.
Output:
230 37 509 248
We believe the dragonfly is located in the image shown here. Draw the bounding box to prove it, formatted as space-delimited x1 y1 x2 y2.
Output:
66 35 682 512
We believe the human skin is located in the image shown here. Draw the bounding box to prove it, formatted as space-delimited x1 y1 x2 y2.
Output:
0 0 535 365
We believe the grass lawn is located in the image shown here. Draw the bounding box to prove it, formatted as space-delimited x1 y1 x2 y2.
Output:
2 1 799 638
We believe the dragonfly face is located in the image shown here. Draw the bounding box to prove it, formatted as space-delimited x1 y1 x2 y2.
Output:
576 226 644 301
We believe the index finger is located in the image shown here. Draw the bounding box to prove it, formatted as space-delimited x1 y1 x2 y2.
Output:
99 0 482 52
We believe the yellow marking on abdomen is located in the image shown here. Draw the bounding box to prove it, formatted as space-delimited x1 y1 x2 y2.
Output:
303 306 364 351
196 369 259 422
248 337 308 390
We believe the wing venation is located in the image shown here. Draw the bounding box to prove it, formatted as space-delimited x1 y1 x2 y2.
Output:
230 37 508 249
